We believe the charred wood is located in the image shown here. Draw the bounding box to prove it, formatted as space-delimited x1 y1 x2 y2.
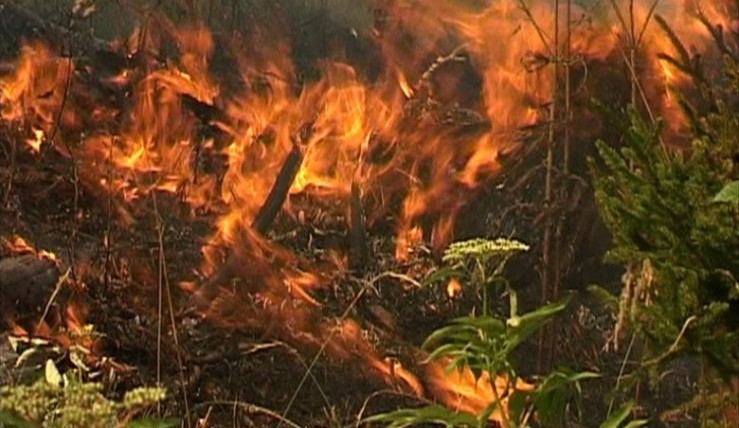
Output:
251 126 311 235
348 180 370 271
189 124 313 311
180 94 233 142
0 254 59 313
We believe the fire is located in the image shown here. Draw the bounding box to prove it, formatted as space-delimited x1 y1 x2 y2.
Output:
26 128 45 154
425 358 534 425
3 235 36 254
0 236 95 356
1 235 58 265
447 278 463 299
0 0 733 420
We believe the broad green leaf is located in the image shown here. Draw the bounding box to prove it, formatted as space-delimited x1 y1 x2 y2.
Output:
713 181 739 204
600 401 641 428
536 370 600 395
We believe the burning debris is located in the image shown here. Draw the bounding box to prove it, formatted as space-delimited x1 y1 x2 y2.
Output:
0 0 736 425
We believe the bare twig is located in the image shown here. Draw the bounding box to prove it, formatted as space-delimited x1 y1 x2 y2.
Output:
2 131 16 208
152 193 192 428
349 144 370 271
279 271 417 426
355 389 431 427
279 285 370 427
411 44 468 98
349 180 370 271
517 0 553 55
36 268 71 332
187 401 304 428
538 0 560 372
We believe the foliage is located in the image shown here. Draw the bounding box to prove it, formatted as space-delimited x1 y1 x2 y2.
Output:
0 360 177 428
367 238 597 427
426 238 531 316
714 181 739 204
589 10 739 425
598 402 648 428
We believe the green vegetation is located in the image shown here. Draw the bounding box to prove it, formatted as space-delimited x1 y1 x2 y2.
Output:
367 238 600 428
0 360 176 428
588 12 739 427
371 7 739 428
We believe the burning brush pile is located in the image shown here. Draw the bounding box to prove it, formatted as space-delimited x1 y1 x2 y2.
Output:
0 0 736 426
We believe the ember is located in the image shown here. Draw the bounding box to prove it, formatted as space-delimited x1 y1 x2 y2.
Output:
0 0 736 426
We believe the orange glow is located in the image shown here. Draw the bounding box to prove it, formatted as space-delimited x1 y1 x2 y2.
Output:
26 128 45 154
1 235 95 360
447 278 462 299
0 43 73 129
425 358 534 425
2 235 59 264
0 0 731 419
3 235 36 254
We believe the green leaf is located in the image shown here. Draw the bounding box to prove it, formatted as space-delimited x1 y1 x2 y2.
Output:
507 389 531 424
533 369 600 426
654 14 693 77
0 411 41 428
364 405 478 428
423 267 465 286
588 285 620 313
599 401 649 428
509 289 519 319
506 297 570 350
127 417 181 428
713 181 739 204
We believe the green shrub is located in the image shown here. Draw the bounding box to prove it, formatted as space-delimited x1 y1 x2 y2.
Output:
0 360 177 428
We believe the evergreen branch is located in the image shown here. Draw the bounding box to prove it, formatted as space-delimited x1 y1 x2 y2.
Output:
654 14 692 72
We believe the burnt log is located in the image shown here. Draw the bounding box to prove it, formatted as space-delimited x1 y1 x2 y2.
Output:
348 180 370 271
189 124 313 310
0 254 59 312
251 142 305 235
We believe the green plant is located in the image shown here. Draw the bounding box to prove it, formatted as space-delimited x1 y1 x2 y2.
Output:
426 238 530 316
0 360 178 428
598 401 648 428
367 238 597 427
714 181 739 204
589 10 739 426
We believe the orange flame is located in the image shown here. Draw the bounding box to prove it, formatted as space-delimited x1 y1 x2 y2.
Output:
26 128 45 154
447 278 463 299
0 0 732 418
425 358 534 425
